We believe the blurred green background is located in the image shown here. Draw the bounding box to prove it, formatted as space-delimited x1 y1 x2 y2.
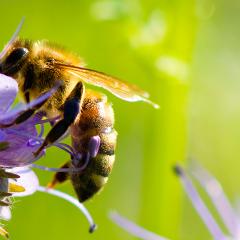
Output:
0 0 239 239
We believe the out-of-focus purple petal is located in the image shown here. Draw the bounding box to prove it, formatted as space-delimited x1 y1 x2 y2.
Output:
174 165 227 240
109 212 169 240
0 74 18 114
190 164 240 238
0 18 24 60
9 167 39 197
0 207 11 221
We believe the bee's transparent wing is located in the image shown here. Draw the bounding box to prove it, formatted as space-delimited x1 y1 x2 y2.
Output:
54 63 159 108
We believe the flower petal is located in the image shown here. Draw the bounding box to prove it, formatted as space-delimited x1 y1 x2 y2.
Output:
190 164 240 238
0 74 18 114
0 207 11 221
9 167 39 197
109 212 169 240
174 165 227 240
0 18 24 60
0 81 61 122
0 125 44 167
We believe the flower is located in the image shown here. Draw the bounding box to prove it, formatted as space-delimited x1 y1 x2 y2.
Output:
0 74 96 238
0 73 52 167
110 164 240 240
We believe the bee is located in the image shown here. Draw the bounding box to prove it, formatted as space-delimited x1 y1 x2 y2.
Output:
0 19 158 202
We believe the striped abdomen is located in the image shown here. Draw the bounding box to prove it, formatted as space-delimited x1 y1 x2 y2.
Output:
69 90 117 202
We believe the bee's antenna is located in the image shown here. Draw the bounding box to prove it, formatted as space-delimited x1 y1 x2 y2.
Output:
0 17 25 60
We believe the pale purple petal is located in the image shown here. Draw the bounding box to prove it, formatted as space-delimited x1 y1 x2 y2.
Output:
9 167 39 197
0 81 61 122
190 164 240 238
0 74 18 114
174 165 227 240
0 18 24 60
0 207 11 221
109 212 169 240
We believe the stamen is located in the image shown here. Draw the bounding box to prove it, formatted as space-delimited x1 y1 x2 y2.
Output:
190 164 240 238
37 186 97 233
7 128 42 140
27 139 41 147
173 165 227 240
88 136 100 158
7 129 77 159
53 142 77 159
0 17 25 60
55 142 75 154
109 211 169 240
76 152 90 170
31 163 86 173
53 142 73 155
38 123 44 138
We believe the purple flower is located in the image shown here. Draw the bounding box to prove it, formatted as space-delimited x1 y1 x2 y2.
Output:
110 164 240 240
0 73 96 238
0 73 49 167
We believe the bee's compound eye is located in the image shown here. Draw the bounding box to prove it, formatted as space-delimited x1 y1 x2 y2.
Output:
2 48 29 75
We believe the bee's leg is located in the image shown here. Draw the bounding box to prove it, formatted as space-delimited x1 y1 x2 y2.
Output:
47 161 71 189
33 82 84 156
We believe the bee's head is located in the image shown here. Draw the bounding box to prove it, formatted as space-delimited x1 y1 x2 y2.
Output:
0 47 29 76
0 18 28 76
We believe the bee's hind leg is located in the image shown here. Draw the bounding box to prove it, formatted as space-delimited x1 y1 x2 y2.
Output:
33 82 84 156
47 161 71 189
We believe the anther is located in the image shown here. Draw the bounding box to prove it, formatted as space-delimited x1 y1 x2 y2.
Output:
89 224 97 233
88 136 100 158
173 164 184 176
